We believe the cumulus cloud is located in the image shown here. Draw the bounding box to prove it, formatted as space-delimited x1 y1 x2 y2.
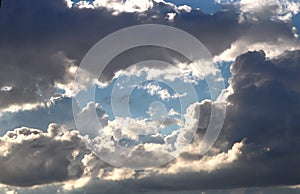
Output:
0 124 89 187
61 49 300 193
217 0 300 21
219 50 300 187
2 48 300 193
83 101 200 169
74 0 154 15
72 101 109 138
73 49 300 193
154 140 244 175
0 99 229 189
239 0 300 21
214 17 300 61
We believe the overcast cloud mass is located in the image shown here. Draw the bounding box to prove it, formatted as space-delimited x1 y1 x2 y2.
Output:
0 0 300 193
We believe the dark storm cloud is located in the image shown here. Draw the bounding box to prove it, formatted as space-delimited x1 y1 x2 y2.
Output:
186 50 300 189
176 50 300 190
213 50 300 188
227 50 300 145
96 8 299 82
0 0 298 110
0 0 141 110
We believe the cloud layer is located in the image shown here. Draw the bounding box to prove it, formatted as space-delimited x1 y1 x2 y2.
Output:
1 0 299 113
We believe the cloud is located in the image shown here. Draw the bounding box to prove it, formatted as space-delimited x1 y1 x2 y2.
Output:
84 101 200 169
219 50 300 187
216 0 300 21
214 18 300 61
154 140 244 174
138 82 187 100
59 50 300 192
1 0 298 115
0 124 89 187
72 101 109 138
0 0 191 112
0 0 141 112
74 0 154 15
4 185 300 194
0 97 74 134
1 48 300 192
113 59 220 87
239 0 300 21
1 0 300 193
0 50 74 113
74 50 300 192
0 95 108 137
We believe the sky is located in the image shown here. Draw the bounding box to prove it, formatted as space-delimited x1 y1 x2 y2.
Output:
0 0 300 193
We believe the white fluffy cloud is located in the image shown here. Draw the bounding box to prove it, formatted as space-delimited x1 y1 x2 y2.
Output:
83 101 200 169
115 60 220 85
138 82 187 101
216 0 300 21
239 0 300 21
154 140 244 175
215 37 300 62
70 0 192 17
75 0 154 15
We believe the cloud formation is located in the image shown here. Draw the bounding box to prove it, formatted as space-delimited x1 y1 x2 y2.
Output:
1 0 300 193
0 124 88 187
1 0 299 114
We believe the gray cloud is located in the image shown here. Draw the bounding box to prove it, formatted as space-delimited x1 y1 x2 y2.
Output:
75 50 300 193
0 0 141 111
217 50 300 187
0 0 298 112
0 124 89 187
0 50 300 193
5 185 300 194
